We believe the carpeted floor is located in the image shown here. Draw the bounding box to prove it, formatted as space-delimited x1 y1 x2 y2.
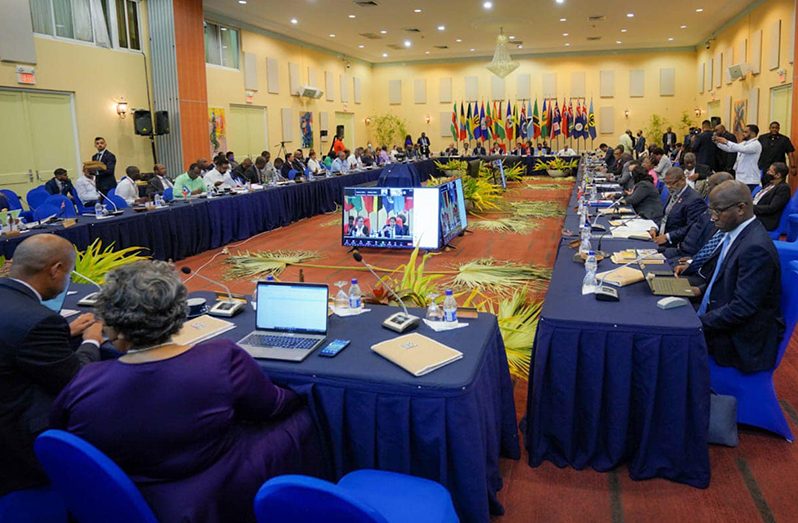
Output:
180 178 798 523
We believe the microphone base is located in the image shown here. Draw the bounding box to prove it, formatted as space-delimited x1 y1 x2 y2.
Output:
208 299 246 317
594 286 620 302
382 312 421 333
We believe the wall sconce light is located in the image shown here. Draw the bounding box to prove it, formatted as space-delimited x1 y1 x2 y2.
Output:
623 109 630 119
364 117 372 126
425 114 431 124
694 107 702 118
116 98 128 118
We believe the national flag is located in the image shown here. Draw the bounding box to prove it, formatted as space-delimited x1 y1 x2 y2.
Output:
494 101 506 140
588 98 597 140
573 101 585 139
459 103 467 141
472 102 481 141
479 102 488 142
531 99 541 139
505 101 514 142
450 103 458 142
485 102 494 141
550 100 561 139
465 103 473 140
567 100 576 137
519 102 529 140
561 98 570 139
540 99 549 139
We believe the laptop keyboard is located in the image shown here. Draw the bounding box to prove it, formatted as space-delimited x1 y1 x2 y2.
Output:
241 334 317 350
654 278 690 294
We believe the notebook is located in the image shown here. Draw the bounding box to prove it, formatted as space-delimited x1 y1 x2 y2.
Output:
596 266 645 287
173 315 236 346
371 333 463 377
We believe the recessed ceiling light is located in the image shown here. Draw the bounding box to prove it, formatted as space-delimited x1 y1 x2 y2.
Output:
555 0 564 4
667 37 674 41
290 18 298 24
517 44 523 49
425 51 430 54
404 39 412 47
483 1 493 10
562 32 569 36
616 40 622 44
220 27 227 31
565 43 571 46
626 13 634 17
509 35 515 39
358 44 365 48
680 24 687 29
237 0 246 4
382 52 388 57
456 38 462 42
348 14 356 19
380 29 387 34
438 25 446 31
329 34 336 37
695 7 703 12
620 28 627 32
414 8 422 13
469 48 476 52
560 18 567 22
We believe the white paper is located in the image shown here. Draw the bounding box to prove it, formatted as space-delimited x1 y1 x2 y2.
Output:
60 309 79 318
422 319 469 331
330 306 371 317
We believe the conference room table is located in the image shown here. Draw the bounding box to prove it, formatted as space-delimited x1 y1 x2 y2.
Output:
0 162 439 261
62 287 520 523
524 166 711 488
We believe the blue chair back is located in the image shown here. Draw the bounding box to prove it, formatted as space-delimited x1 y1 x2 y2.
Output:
105 189 128 210
0 487 67 522
42 195 77 218
163 187 174 201
34 430 158 523
656 180 664 193
767 187 798 240
778 261 798 366
287 169 298 180
26 186 49 210
0 189 23 210
254 475 388 523
659 185 670 205
33 203 61 222
751 185 762 197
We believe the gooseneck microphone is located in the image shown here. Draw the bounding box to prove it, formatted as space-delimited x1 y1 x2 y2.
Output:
180 266 245 317
352 251 420 333
73 270 102 306
96 189 121 214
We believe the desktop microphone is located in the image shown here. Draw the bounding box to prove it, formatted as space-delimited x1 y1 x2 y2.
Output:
352 251 420 333
595 214 639 253
594 252 660 302
96 190 123 215
180 267 245 317
73 270 103 306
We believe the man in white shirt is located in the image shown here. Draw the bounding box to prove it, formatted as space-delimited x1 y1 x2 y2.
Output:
75 162 101 206
331 151 349 174
115 166 146 206
204 158 231 191
347 148 364 170
618 130 634 156
715 124 763 192
306 151 323 175
557 146 577 156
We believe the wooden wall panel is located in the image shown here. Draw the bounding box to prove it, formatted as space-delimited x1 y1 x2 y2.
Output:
173 0 208 165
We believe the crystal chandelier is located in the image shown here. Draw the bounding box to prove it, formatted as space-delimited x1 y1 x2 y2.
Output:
486 28 519 78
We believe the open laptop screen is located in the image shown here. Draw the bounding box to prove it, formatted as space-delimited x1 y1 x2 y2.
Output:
256 282 328 334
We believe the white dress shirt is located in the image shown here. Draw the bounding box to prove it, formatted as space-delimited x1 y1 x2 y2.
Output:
74 175 99 204
115 177 138 205
204 168 227 190
157 175 173 190
717 139 763 185
347 155 363 170
307 158 322 174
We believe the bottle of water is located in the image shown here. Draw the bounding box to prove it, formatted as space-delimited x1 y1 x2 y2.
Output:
443 289 458 324
582 250 598 295
348 278 362 311
590 183 597 202
154 193 163 207
579 226 592 255
94 201 104 217
578 204 587 229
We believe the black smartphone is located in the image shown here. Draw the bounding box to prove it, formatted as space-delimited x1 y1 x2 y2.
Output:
319 339 351 357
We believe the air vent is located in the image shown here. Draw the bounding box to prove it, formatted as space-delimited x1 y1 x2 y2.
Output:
587 15 606 21
354 1 379 6
434 45 449 49
586 36 602 41
359 32 383 40
387 43 403 50
404 27 421 33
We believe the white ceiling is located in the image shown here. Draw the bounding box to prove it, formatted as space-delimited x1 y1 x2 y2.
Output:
203 0 754 63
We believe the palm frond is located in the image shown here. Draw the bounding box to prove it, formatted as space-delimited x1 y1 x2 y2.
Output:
225 250 321 279
470 217 538 234
524 183 574 190
450 258 551 294
509 200 566 218
495 290 543 381
72 239 149 285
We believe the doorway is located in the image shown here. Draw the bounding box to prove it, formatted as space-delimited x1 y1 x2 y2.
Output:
0 88 80 195
706 100 721 125
227 105 269 161
770 85 793 136
334 112 355 151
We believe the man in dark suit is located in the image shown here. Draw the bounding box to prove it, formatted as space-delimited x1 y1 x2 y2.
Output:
650 167 707 248
681 152 712 186
754 162 792 231
0 235 103 495
473 143 487 155
714 124 738 173
44 168 75 198
91 136 117 194
662 127 677 153
145 163 174 198
691 180 784 372
691 120 717 172
381 216 407 238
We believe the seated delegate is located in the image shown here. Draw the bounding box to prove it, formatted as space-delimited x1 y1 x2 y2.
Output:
649 167 707 249
619 165 663 221
50 261 322 522
753 162 792 231
173 163 206 198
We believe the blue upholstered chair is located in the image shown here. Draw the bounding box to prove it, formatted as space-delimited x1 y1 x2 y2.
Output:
163 187 174 202
26 185 50 210
0 189 34 222
105 189 128 210
34 430 158 523
707 260 798 441
767 189 798 240
751 185 762 197
659 185 670 205
42 195 77 218
254 470 459 523
0 486 67 522
287 169 299 180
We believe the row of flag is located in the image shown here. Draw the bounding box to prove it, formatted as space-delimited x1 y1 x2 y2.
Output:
449 98 597 144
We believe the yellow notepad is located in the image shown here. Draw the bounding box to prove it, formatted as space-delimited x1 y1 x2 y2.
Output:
172 315 236 346
371 333 463 377
596 266 645 287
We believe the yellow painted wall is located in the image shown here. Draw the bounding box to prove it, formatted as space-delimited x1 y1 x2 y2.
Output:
204 23 374 158
695 0 794 134
371 50 699 150
0 2 154 175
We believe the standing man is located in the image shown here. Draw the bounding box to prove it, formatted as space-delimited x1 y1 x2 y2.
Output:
618 130 634 156
758 121 796 178
714 124 738 173
91 137 117 195
0 235 103 496
634 130 646 158
691 120 717 172
662 127 677 153
44 168 75 198
715 124 763 192
417 132 431 158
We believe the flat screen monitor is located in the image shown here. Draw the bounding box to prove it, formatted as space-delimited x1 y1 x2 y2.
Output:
342 187 440 249
439 178 468 245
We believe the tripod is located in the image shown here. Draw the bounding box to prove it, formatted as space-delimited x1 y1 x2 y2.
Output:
275 141 288 160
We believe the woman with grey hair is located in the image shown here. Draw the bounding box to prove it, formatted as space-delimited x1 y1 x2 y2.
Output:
50 261 322 523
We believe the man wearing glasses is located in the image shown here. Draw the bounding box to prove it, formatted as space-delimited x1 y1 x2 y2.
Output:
690 180 783 373
649 167 707 249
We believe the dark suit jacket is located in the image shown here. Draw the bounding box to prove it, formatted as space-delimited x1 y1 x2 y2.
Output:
662 132 677 150
622 180 663 221
603 150 615 169
146 176 172 197
698 220 784 372
661 186 707 245
44 178 74 197
754 183 792 231
0 193 8 211
692 131 717 171
686 163 712 181
0 278 100 495
473 146 487 155
92 150 117 193
715 132 737 172
665 211 717 262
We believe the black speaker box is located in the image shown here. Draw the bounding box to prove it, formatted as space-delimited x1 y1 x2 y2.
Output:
155 111 170 135
133 110 153 136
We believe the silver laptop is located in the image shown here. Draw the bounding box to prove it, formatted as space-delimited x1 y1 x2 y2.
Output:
238 281 328 362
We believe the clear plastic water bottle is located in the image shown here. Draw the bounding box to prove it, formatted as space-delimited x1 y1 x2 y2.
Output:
154 193 163 207
582 250 598 295
589 183 597 202
94 201 104 217
443 289 458 324
578 205 587 229
348 278 362 311
579 226 592 255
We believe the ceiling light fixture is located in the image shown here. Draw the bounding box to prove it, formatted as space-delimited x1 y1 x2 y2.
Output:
483 2 493 10
626 12 634 17
565 43 571 46
456 38 463 42
348 14 356 18
404 39 412 47
667 37 674 41
425 51 430 54
438 25 446 31
556 0 564 4
680 24 687 29
560 18 567 22
485 27 519 78
358 44 365 48
382 52 388 57
620 28 627 32
380 29 387 34
470 48 476 52
414 8 422 13
237 0 246 4
616 40 622 44
562 32 569 36
290 18 298 24
696 8 703 12
329 34 336 37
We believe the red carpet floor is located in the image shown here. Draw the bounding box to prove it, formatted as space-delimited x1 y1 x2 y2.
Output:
180 179 798 522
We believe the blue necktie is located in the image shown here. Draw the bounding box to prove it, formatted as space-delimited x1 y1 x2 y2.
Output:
697 234 731 316
690 230 724 270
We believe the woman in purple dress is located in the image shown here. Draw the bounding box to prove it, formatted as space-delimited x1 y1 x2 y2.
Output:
50 261 322 522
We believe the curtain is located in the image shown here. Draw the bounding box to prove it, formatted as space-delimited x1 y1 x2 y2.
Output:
30 0 54 35
71 0 93 42
90 0 110 47
53 0 74 38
